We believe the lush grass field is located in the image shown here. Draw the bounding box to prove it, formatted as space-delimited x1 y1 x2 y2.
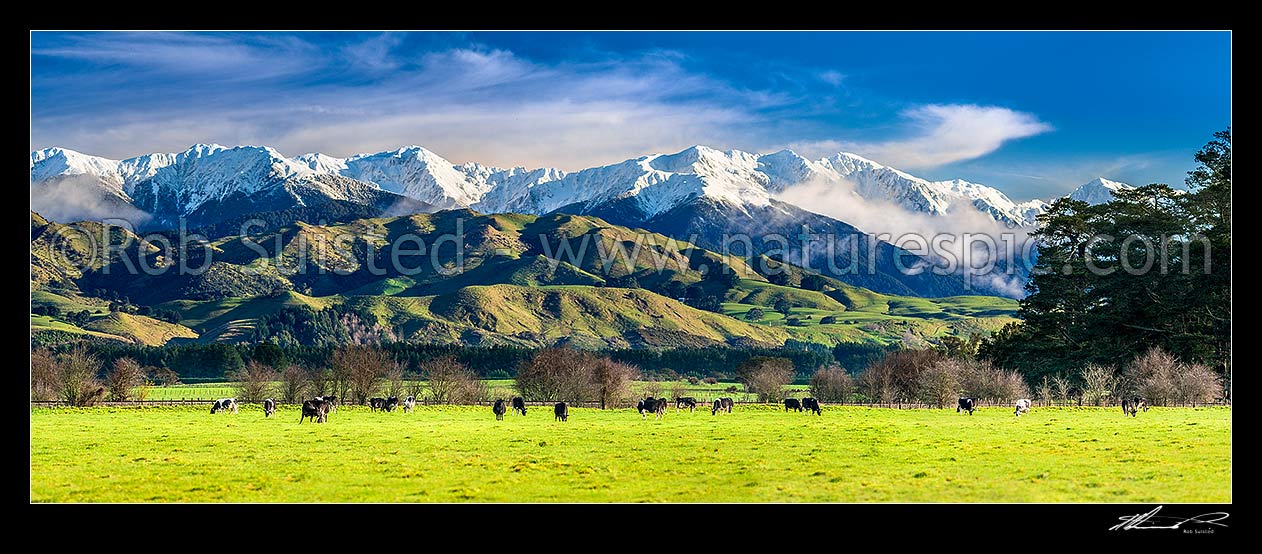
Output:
30 405 1230 503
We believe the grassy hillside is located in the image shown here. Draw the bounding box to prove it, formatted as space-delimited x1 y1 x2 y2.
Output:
34 209 1019 349
168 285 788 348
722 280 1018 346
31 289 199 346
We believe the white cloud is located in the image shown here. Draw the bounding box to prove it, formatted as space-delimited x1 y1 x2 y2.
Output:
788 104 1051 170
818 70 845 86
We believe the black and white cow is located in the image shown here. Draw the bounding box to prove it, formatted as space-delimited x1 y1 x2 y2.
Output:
1122 397 1148 417
263 398 276 418
784 398 803 412
957 397 978 415
675 397 698 412
299 399 331 424
554 402 569 422
402 396 416 413
493 399 507 421
210 398 238 414
512 397 527 416
637 397 667 419
1014 398 1032 417
712 397 734 415
802 397 822 415
369 397 386 411
384 396 400 412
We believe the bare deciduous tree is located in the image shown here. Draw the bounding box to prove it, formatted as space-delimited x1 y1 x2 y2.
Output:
279 364 310 403
105 357 146 401
404 370 425 400
808 365 855 403
1037 376 1053 407
332 345 393 404
231 361 278 403
147 366 181 386
57 346 104 407
1124 347 1222 406
384 363 406 399
1051 375 1073 404
736 356 794 402
591 358 638 409
1079 364 1117 407
308 367 333 397
31 347 60 401
422 356 479 404
515 348 595 402
917 359 961 408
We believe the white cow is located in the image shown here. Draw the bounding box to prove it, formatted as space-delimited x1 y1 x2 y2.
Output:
1013 398 1032 416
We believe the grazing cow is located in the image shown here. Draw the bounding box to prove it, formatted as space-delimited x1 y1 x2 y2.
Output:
957 397 977 415
554 402 569 422
784 398 803 412
210 398 238 414
263 398 276 418
384 396 400 412
638 397 667 419
493 399 507 421
675 397 698 412
512 397 527 416
402 396 416 413
299 399 331 424
323 395 338 412
1014 398 1032 417
712 397 734 415
802 397 822 415
369 397 387 411
1122 397 1148 417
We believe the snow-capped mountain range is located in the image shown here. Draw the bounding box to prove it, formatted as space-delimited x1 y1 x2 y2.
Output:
30 142 1125 230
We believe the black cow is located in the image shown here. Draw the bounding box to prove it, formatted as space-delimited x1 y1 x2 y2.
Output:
402 396 416 413
784 398 803 412
1122 397 1148 417
299 399 331 424
554 402 569 422
512 397 527 416
369 397 386 411
957 397 978 415
384 396 400 412
802 397 822 415
493 399 507 421
675 397 698 412
210 398 238 414
263 398 276 418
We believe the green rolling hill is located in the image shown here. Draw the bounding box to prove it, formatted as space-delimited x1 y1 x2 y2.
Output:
31 209 1018 349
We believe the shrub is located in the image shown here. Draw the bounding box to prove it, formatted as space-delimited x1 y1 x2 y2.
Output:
56 346 105 406
1124 347 1222 406
819 315 838 325
31 348 59 401
105 357 146 402
808 365 855 403
703 377 718 385
736 356 794 402
421 356 482 404
1079 364 1117 407
231 361 278 403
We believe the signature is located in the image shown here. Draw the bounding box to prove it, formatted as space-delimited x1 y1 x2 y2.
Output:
1110 506 1229 531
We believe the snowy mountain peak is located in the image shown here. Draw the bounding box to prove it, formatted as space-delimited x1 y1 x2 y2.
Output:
1069 177 1134 204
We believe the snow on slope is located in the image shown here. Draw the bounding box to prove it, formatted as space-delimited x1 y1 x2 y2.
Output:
33 143 1113 228
1068 177 1134 205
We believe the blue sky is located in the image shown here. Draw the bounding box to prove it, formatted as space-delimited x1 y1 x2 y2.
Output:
30 31 1230 200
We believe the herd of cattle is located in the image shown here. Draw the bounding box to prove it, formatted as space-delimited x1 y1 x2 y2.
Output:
206 394 1156 422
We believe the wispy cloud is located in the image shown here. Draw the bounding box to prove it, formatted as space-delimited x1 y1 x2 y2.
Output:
788 104 1052 170
31 34 786 170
